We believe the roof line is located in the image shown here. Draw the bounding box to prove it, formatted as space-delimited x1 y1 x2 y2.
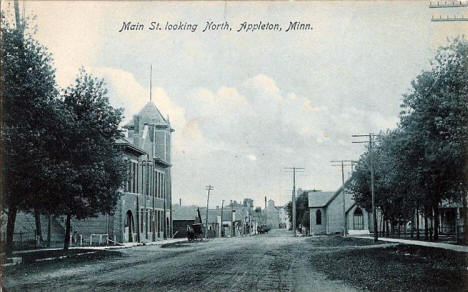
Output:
345 202 357 214
323 176 353 207
116 140 147 155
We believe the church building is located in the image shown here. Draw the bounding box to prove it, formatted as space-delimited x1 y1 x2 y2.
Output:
304 180 372 236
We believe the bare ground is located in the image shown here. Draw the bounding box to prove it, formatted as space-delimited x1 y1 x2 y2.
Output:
4 230 465 292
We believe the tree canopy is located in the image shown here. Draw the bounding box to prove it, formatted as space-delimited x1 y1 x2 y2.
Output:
349 37 468 240
2 13 127 252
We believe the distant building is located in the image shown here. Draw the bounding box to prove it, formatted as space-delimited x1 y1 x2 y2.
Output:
264 199 280 229
278 206 290 229
172 205 198 238
243 198 253 208
198 207 240 237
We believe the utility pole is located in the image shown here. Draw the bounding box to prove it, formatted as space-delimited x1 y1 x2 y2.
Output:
331 160 356 237
352 134 380 242
221 200 224 237
204 185 214 239
285 167 304 237
14 0 21 30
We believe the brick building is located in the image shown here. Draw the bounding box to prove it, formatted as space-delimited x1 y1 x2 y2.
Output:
3 101 175 247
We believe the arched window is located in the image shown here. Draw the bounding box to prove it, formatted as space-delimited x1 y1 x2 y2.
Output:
353 207 364 230
316 209 322 225
125 211 134 242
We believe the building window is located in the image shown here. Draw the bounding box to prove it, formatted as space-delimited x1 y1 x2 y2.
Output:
136 163 139 193
316 210 322 225
157 172 160 198
140 209 144 233
145 209 148 233
132 162 137 193
156 210 160 233
161 174 165 199
150 211 154 233
353 208 364 230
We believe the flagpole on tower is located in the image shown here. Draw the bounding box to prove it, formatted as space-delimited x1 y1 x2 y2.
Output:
150 65 153 102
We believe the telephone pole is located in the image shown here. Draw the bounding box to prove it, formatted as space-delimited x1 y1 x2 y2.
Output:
14 0 21 30
204 185 214 239
352 134 380 242
285 167 304 237
331 160 356 237
220 200 224 237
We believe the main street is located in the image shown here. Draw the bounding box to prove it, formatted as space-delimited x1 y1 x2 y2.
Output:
5 230 359 292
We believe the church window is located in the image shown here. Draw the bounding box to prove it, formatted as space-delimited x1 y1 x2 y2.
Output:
316 210 322 225
353 208 364 230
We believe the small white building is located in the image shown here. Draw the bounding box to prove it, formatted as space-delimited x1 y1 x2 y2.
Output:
305 182 372 235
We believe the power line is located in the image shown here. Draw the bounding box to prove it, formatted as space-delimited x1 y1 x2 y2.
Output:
204 185 214 239
429 1 468 8
330 160 356 237
284 167 304 237
429 1 468 21
352 134 381 242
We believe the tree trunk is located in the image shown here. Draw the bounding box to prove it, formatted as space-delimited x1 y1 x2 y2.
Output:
34 208 43 242
380 214 384 237
5 206 18 257
434 206 439 241
63 214 71 251
416 207 420 240
424 215 428 240
410 210 414 239
47 214 51 247
462 191 468 244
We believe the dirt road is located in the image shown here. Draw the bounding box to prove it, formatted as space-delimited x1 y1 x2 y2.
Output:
4 229 361 292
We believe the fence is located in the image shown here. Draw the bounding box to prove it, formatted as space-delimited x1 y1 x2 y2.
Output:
0 232 119 251
0 231 38 250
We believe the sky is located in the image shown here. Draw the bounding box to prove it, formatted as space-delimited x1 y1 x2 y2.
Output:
5 1 467 208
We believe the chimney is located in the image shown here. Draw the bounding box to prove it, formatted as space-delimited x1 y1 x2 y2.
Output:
134 116 140 133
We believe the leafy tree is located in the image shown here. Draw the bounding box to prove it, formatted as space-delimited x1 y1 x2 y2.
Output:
400 37 468 240
57 70 126 250
286 192 309 231
350 130 416 236
350 37 468 241
1 14 58 256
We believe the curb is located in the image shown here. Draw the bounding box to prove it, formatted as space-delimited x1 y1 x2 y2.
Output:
2 238 187 267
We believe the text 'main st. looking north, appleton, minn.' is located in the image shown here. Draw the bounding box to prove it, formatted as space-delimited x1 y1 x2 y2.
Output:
118 21 313 33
